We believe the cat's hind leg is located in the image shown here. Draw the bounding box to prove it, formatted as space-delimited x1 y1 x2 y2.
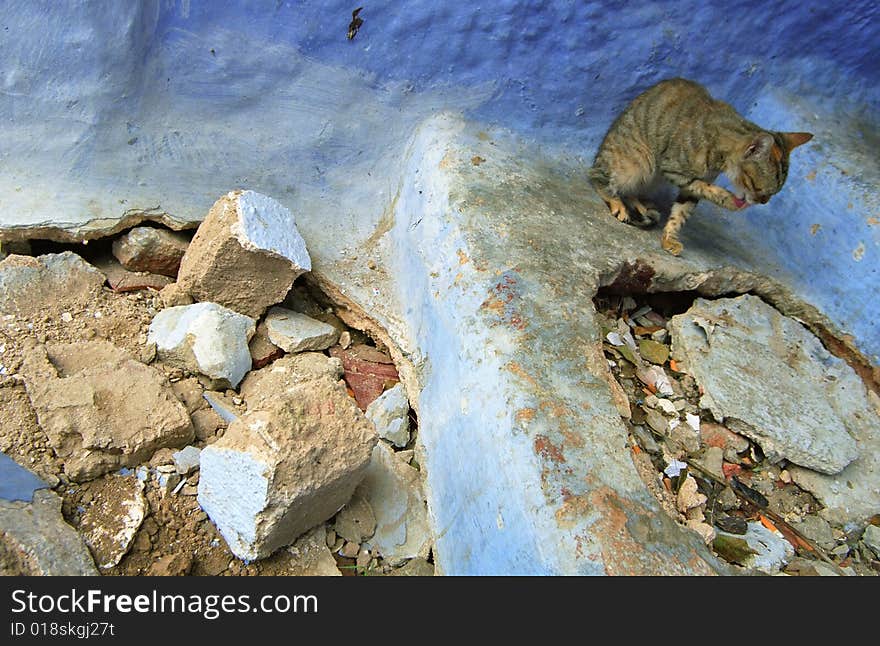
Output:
589 153 655 226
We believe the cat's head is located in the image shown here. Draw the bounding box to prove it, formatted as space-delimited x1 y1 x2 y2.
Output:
732 131 813 205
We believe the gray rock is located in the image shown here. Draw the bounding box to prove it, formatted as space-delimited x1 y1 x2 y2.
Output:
716 521 794 574
791 515 836 551
669 295 862 474
696 446 725 482
198 357 377 561
176 190 311 318
365 383 411 448
79 474 147 569
20 342 194 482
0 452 51 502
264 306 339 353
112 226 190 277
0 489 98 575
356 442 432 566
148 302 256 389
863 524 880 558
285 526 341 576
172 445 201 475
333 494 376 543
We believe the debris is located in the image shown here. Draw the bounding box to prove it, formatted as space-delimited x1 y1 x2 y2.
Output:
172 445 201 475
862 525 880 558
112 226 190 277
365 383 411 447
676 474 707 514
0 252 105 316
696 446 725 482
202 391 241 424
264 306 340 353
636 364 674 396
158 282 194 308
0 452 51 502
148 302 256 389
79 474 147 569
176 190 311 318
655 398 678 417
147 551 193 576
285 526 341 576
248 320 284 369
669 295 863 475
92 255 174 293
387 557 435 576
198 355 377 560
20 342 193 481
334 494 377 544
664 458 688 478
356 442 432 566
713 521 794 574
0 489 98 575
329 344 400 410
638 338 669 365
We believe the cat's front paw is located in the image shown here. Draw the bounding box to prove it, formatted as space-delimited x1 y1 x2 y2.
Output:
661 234 683 256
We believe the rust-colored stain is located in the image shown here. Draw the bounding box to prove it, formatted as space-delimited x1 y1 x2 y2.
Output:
471 155 486 166
477 131 490 141
561 429 585 448
480 273 527 330
506 361 538 386
555 494 591 530
805 169 817 182
538 400 571 419
515 407 536 422
585 486 717 576
867 216 879 226
438 149 456 170
457 249 470 265
534 434 565 464
810 223 821 236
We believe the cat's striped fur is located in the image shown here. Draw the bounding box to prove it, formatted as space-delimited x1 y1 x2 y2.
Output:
589 78 812 255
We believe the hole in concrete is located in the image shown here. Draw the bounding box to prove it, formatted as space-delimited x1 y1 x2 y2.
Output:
593 287 880 576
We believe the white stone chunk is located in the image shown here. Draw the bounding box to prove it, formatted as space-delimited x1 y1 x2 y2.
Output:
365 384 411 448
264 307 339 353
148 302 255 389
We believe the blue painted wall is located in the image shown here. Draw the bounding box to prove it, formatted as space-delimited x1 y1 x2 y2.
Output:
1 0 877 359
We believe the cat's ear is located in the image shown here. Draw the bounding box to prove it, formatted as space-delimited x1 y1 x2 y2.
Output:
782 132 813 151
743 132 774 160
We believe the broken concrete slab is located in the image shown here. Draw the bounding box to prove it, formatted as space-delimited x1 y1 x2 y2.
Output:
176 190 311 318
0 251 105 315
285 525 341 576
148 302 256 389
333 494 376 544
20 341 194 481
198 355 377 561
79 474 147 569
357 442 431 566
0 489 98 575
365 383 411 448
0 451 51 502
112 226 190 277
669 295 862 475
265 306 339 353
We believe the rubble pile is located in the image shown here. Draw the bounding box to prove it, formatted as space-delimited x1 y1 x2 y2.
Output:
0 190 433 576
596 291 880 576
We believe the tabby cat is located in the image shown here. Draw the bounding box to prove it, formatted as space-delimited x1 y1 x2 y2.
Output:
588 78 812 255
